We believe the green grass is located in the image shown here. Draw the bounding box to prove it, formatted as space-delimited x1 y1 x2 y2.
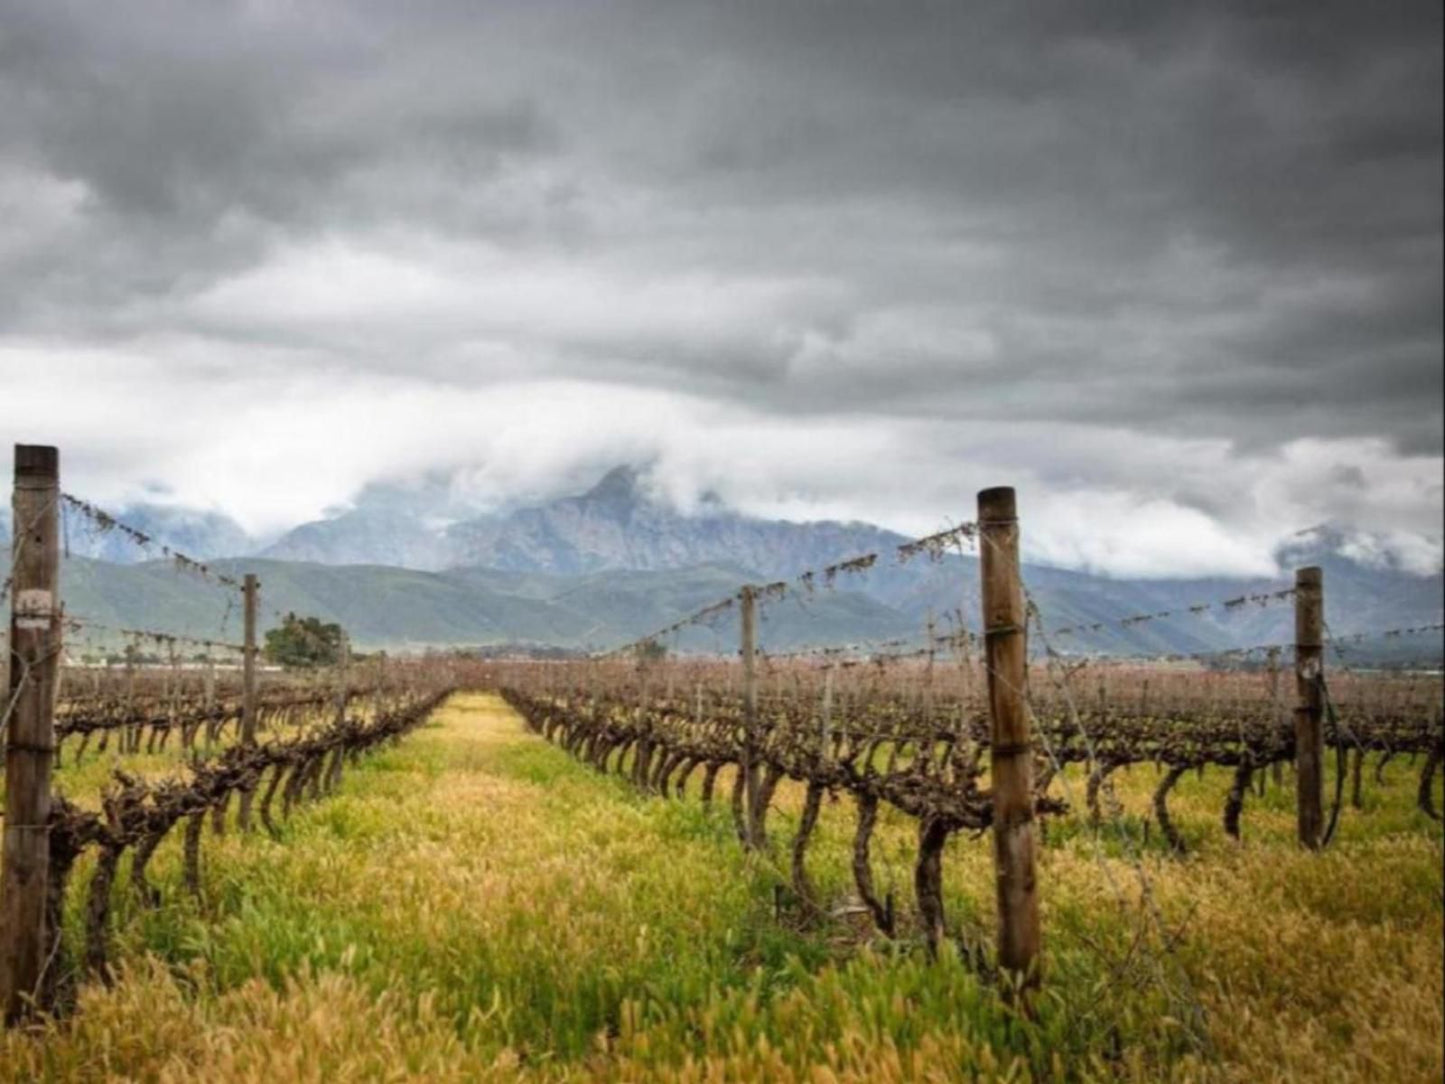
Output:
3 693 1441 1082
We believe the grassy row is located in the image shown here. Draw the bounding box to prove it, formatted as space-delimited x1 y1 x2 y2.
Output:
3 692 1440 1081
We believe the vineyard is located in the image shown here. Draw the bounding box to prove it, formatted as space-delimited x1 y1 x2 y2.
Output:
3 445 1443 1082
501 653 1442 944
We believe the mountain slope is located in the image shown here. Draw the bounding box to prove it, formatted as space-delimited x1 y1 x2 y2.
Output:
31 546 1441 664
260 509 452 570
3 502 254 565
260 465 922 578
7 466 1439 661
44 555 917 655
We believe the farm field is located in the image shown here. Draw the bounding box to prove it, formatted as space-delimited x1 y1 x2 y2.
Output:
4 691 1440 1083
5 5 1444 1081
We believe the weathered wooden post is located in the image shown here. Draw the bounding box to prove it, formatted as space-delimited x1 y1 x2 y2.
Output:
1 444 61 1024
924 611 936 714
635 650 653 791
202 648 217 751
1294 566 1324 849
334 628 351 724
241 574 258 744
821 663 834 761
978 486 1041 989
739 585 761 848
237 572 259 831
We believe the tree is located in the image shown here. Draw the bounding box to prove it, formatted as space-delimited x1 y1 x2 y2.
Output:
264 612 346 669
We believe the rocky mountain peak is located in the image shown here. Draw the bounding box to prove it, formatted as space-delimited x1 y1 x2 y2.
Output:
579 465 648 511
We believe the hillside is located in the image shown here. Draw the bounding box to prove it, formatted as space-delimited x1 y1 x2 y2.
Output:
7 467 1440 659
32 545 1442 663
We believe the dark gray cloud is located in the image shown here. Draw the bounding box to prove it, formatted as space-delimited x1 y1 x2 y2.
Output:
1 0 1440 572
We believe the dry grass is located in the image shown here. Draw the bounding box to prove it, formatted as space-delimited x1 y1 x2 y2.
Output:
3 693 1440 1081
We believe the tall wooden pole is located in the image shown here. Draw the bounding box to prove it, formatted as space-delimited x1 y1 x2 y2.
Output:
924 610 936 714
978 486 1040 988
335 628 351 724
1 444 61 1024
241 573 258 745
821 663 834 761
739 586 760 848
1294 566 1324 849
237 573 259 831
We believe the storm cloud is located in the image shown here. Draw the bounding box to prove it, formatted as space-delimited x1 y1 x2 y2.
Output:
1 0 1440 576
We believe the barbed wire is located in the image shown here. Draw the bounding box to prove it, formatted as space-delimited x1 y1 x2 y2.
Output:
761 521 980 609
1049 587 1297 640
601 519 980 659
1015 617 1442 670
1331 622 1444 644
757 627 979 667
61 615 246 654
60 493 245 593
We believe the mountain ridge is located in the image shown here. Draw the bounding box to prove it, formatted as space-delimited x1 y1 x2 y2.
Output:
15 465 1440 587
24 543 1441 664
6 466 1439 660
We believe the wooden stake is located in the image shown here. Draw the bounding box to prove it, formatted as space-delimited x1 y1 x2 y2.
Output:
241 573 258 746
335 629 351 724
1294 566 1324 849
1 444 61 1024
978 486 1041 988
739 586 762 848
924 611 936 715
821 663 834 760
237 573 259 831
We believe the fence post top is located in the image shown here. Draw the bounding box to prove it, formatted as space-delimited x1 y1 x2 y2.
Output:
1296 566 1323 587
14 444 59 479
977 487 1017 519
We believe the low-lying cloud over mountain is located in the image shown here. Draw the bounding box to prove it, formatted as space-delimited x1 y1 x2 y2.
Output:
34 462 1435 584
21 465 1441 661
43 530 1444 663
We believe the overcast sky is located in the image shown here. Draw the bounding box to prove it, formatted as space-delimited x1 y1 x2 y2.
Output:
2 1 1441 577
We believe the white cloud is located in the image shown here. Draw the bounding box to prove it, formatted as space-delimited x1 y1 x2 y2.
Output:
0 166 91 263
2 345 1438 577
186 234 834 372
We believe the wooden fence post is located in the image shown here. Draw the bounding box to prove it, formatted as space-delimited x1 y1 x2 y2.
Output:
821 663 834 761
924 611 936 714
335 629 351 724
739 586 761 849
241 573 258 744
1294 566 1324 849
1 444 61 1024
237 572 259 831
977 486 1041 989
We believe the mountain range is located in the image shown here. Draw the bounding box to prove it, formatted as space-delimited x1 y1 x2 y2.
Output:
4 466 1441 661
260 466 927 577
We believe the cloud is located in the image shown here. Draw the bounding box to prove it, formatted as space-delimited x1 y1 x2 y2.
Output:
3 353 1437 578
0 0 1439 575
